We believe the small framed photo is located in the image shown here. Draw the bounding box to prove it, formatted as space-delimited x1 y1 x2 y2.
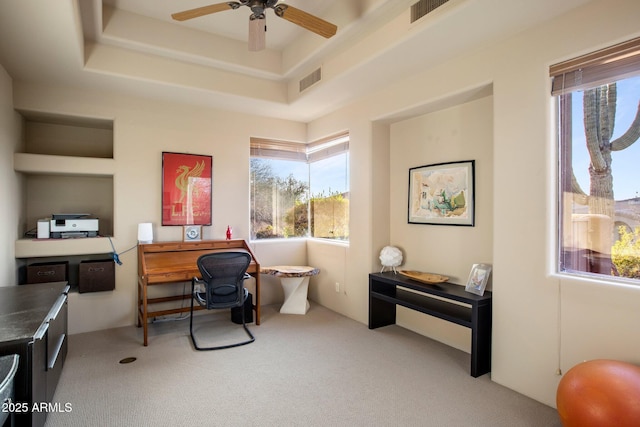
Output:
183 225 202 241
465 263 491 296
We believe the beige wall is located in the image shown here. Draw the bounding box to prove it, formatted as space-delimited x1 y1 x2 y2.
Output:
390 95 494 352
0 64 23 285
307 0 640 407
11 82 306 334
3 0 640 410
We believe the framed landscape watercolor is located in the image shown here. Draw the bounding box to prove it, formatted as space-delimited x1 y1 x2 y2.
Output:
408 160 475 226
162 152 212 226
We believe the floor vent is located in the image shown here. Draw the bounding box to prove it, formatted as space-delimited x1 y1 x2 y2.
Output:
299 67 322 93
410 0 450 23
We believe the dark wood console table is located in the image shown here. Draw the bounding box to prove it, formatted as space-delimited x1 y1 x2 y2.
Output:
137 239 260 346
369 272 491 377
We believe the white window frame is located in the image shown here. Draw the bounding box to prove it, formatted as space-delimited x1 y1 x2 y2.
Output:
250 133 349 242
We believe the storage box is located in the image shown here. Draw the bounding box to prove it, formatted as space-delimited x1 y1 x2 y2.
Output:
26 261 68 284
231 292 253 324
78 259 115 293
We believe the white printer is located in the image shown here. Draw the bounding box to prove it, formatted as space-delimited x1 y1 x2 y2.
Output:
44 214 99 238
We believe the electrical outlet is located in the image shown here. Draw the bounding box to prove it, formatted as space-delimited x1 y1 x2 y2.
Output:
335 282 340 292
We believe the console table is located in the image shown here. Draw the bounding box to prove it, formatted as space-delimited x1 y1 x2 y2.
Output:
137 239 260 346
369 272 492 377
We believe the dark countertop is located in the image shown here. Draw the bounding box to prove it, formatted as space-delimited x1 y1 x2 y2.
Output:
0 282 69 343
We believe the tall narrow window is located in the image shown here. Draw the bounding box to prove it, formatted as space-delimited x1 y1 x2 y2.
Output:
250 133 349 241
552 37 640 282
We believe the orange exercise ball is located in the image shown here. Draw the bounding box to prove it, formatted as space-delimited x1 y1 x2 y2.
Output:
557 359 640 427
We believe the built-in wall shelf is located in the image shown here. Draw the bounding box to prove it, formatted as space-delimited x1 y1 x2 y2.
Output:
15 237 115 258
14 153 115 176
15 112 115 239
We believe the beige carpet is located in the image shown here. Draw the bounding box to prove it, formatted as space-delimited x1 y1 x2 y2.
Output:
45 303 561 426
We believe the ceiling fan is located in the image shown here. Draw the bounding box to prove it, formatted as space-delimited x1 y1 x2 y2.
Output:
171 1 338 51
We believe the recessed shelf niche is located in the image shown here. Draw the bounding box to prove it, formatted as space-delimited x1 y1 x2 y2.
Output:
15 111 115 258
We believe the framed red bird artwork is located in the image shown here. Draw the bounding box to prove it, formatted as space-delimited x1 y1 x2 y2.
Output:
162 152 212 226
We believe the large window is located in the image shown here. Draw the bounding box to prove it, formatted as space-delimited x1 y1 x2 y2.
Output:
552 37 640 282
250 134 349 241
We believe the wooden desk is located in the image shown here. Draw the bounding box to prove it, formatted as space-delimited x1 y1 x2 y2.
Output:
137 239 260 346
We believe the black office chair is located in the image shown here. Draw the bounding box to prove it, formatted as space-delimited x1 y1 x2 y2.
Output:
189 251 255 351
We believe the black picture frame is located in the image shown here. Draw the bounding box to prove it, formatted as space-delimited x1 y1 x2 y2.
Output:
408 160 475 226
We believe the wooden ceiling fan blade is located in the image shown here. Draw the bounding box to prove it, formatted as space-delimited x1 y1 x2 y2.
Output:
171 2 239 22
273 4 337 39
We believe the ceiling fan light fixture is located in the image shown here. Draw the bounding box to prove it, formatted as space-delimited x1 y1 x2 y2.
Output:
248 15 266 51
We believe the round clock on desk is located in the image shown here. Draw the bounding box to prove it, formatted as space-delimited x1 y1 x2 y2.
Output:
183 225 202 241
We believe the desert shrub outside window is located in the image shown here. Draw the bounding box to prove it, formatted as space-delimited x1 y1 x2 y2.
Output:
552 37 640 283
250 134 349 241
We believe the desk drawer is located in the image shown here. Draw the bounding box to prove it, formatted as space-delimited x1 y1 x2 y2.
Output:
46 294 67 402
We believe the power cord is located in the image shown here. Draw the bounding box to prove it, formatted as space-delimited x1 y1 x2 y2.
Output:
107 236 137 266
105 237 191 323
152 282 190 323
23 227 38 238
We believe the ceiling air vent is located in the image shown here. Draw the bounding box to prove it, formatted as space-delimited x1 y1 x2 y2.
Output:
299 67 322 93
410 0 450 23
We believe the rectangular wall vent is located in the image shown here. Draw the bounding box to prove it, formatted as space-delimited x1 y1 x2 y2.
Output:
410 0 450 23
299 67 322 93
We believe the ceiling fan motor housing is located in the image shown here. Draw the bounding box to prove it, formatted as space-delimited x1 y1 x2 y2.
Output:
240 0 279 15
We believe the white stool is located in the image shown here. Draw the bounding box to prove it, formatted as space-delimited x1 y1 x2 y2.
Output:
261 266 320 315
